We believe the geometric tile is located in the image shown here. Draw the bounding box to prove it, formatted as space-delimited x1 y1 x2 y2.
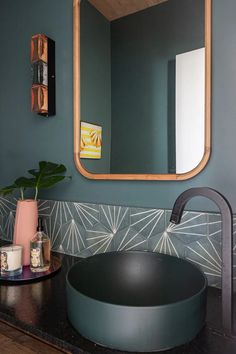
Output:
148 231 185 258
0 197 16 217
165 210 208 244
77 248 94 258
185 237 222 287
100 205 130 234
1 196 236 290
207 213 222 243
2 211 15 241
0 197 16 241
73 202 100 229
43 217 61 251
44 200 74 225
86 223 114 255
58 219 86 256
130 208 165 239
111 227 147 251
0 215 3 238
38 199 51 217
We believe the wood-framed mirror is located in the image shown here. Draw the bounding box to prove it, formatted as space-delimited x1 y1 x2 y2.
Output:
73 0 211 180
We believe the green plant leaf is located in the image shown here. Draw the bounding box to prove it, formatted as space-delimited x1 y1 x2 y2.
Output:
33 161 69 199
38 161 66 175
0 184 18 196
37 175 67 189
0 161 70 200
28 169 40 177
29 162 67 177
14 177 36 188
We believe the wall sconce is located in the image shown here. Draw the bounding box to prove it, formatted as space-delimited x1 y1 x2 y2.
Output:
31 34 55 117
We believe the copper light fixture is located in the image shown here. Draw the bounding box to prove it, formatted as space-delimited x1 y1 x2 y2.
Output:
31 34 55 117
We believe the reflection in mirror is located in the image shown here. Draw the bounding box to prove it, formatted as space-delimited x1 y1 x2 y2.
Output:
74 0 211 179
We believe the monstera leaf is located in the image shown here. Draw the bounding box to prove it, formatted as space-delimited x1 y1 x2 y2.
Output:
0 161 70 200
0 183 19 196
0 177 32 198
28 161 66 178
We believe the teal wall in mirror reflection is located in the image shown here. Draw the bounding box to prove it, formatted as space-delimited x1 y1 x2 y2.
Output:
80 0 111 173
110 0 204 174
80 0 204 174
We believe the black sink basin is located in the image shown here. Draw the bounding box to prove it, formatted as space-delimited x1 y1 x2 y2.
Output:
66 251 207 352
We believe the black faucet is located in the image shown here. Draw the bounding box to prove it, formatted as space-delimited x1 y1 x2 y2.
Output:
170 187 234 336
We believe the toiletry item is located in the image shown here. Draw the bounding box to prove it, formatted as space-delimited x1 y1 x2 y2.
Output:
14 199 38 266
0 245 23 277
30 218 50 272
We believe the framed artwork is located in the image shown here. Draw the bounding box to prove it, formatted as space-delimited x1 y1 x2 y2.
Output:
80 122 102 159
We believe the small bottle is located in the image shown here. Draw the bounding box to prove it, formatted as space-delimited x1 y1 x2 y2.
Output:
30 218 51 272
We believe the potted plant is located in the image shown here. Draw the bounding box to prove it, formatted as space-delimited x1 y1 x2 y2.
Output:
0 161 70 265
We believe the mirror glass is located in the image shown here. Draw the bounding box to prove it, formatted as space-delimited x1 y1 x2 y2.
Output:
76 0 210 178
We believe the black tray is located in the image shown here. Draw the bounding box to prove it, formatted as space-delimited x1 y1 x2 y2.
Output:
0 255 62 284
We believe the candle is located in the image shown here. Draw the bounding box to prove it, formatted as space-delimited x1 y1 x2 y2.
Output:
0 245 23 277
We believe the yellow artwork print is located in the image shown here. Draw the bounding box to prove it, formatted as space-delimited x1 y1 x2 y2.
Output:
80 122 102 159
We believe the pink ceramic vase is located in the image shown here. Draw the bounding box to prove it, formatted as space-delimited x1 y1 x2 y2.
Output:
13 200 38 266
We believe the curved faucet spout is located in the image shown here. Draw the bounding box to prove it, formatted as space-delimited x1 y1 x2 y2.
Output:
170 187 233 336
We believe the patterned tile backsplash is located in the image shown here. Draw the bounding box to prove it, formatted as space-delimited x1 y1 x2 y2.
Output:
0 197 235 289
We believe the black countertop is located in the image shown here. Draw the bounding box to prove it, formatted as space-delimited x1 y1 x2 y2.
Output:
0 246 236 354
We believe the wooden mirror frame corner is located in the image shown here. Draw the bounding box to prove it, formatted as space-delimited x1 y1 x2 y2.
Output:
73 0 211 181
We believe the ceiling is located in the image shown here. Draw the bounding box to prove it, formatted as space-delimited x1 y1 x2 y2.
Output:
88 0 168 21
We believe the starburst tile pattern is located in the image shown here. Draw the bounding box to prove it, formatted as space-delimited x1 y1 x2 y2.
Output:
2 211 15 241
73 203 100 229
100 205 130 234
185 237 222 287
38 201 90 255
45 201 74 225
38 200 51 217
0 216 3 238
0 197 16 241
148 231 185 258
43 217 61 251
185 237 236 288
130 208 165 239
165 211 208 244
59 219 86 256
207 213 222 243
112 227 148 251
0 197 16 217
0 196 236 289
86 223 114 254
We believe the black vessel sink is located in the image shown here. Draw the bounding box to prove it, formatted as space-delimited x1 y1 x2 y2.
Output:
66 251 207 352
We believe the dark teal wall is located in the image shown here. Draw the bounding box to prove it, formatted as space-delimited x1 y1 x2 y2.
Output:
110 0 204 174
1 0 236 213
80 0 111 173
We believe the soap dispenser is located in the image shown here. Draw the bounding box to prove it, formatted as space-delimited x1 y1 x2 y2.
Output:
30 218 51 272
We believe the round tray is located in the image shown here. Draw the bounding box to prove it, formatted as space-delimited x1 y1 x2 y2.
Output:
0 255 62 284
